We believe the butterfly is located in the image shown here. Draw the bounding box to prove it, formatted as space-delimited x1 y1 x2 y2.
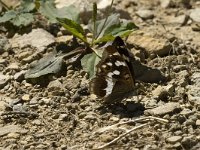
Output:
89 36 135 103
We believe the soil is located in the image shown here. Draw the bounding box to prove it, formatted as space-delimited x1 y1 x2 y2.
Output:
0 0 200 150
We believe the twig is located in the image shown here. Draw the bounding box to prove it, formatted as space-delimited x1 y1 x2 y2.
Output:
94 123 148 150
94 116 168 134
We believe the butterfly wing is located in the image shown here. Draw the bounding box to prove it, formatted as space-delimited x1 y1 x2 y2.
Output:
90 39 135 103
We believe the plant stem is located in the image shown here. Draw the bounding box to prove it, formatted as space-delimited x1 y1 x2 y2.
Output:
92 3 97 46
95 0 114 40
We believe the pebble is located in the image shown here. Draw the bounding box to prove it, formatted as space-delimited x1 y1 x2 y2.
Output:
0 74 10 89
48 79 63 91
0 125 28 137
160 0 172 8
190 8 200 22
21 94 30 101
6 63 20 71
145 102 181 116
136 9 154 19
17 51 33 61
196 120 200 126
14 70 26 82
128 33 171 57
10 28 55 51
166 136 182 144
7 132 20 139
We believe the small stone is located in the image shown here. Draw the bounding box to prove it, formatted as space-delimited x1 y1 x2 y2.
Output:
48 79 63 91
59 114 68 121
0 101 6 111
190 8 200 22
0 74 10 89
6 63 20 71
196 120 200 126
168 15 189 26
17 51 33 60
109 116 119 122
166 136 182 144
7 132 20 139
160 0 172 8
100 134 113 142
21 94 30 101
0 125 28 137
128 33 171 57
10 28 55 51
136 9 154 19
145 102 181 116
14 70 26 82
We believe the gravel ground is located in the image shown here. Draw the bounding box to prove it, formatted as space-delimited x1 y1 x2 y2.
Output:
0 0 200 149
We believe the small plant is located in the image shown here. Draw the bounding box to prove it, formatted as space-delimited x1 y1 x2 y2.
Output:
25 0 138 82
0 0 35 27
57 0 138 78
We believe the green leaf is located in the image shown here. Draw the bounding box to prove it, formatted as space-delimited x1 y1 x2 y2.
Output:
94 21 138 43
39 1 79 23
20 0 36 12
89 13 120 39
0 10 17 23
10 13 34 26
57 18 88 44
81 51 102 79
25 52 64 79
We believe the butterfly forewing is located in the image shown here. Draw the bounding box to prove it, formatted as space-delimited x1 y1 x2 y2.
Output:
90 37 135 103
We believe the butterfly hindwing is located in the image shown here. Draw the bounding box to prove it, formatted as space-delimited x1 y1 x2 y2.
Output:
90 36 135 103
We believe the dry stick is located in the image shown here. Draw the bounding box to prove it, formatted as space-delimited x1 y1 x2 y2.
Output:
94 123 148 150
0 111 39 117
95 116 168 134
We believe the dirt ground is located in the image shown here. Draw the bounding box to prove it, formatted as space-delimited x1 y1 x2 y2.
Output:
0 0 200 149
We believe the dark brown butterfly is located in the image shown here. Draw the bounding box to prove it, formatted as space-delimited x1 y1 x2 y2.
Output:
89 36 135 103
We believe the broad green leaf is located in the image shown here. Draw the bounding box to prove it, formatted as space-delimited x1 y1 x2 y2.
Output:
57 18 88 44
10 13 34 26
81 51 102 79
0 10 17 23
94 21 138 43
39 1 79 23
25 52 63 79
20 0 36 13
88 13 120 39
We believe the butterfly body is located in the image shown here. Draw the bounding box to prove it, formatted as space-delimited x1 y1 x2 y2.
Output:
90 37 135 103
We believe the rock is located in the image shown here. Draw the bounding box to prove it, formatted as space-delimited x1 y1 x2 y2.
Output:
190 8 200 23
17 51 33 61
168 15 189 26
10 28 55 51
181 135 198 149
59 114 68 121
152 84 174 100
100 134 113 142
14 70 26 82
7 132 20 139
0 36 11 54
6 63 20 71
145 102 181 116
0 125 28 137
187 72 200 109
12 104 28 112
166 136 182 144
21 94 31 101
48 79 63 91
0 74 10 89
128 33 171 57
0 101 6 111
160 0 172 8
55 35 73 43
136 9 154 19
196 120 200 126
180 108 194 117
